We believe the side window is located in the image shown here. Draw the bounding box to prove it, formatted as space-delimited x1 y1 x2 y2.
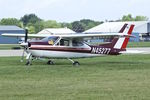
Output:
60 39 69 46
72 40 83 46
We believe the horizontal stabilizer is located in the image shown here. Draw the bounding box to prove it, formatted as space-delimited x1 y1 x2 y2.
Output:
120 50 149 54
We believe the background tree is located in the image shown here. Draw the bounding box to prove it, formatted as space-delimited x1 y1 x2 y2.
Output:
71 21 85 32
122 14 134 21
0 18 21 27
80 19 102 30
26 23 36 34
61 22 72 29
34 21 45 33
135 16 149 21
20 14 42 26
70 19 102 32
43 20 62 28
28 26 35 34
122 14 149 21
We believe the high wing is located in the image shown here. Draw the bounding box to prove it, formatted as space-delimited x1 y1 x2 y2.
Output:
1 33 48 38
1 32 132 39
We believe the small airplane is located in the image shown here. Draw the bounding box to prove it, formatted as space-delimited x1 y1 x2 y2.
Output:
2 24 134 66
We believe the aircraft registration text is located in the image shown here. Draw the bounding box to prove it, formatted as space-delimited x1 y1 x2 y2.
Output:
91 47 111 54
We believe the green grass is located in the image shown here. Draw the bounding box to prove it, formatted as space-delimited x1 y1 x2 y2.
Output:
0 55 150 100
127 42 150 48
0 44 21 50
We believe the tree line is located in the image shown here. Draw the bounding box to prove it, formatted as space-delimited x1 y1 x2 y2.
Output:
0 14 148 33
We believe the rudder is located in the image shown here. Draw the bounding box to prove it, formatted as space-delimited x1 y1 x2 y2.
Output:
113 24 135 49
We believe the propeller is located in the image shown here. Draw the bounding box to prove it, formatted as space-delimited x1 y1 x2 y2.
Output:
25 29 28 43
20 29 29 62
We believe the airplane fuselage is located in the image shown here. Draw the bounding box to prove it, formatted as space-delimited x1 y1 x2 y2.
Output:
28 42 122 59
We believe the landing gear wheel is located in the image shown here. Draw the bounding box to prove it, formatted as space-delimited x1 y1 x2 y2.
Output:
47 60 54 65
73 61 80 66
26 61 32 66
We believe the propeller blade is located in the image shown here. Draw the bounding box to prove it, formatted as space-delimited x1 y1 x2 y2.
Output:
20 28 30 62
25 29 28 42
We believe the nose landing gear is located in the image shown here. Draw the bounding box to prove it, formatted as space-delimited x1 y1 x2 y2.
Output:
26 53 32 65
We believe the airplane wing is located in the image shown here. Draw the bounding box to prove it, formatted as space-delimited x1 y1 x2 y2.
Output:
1 33 48 38
1 33 132 38
59 33 132 39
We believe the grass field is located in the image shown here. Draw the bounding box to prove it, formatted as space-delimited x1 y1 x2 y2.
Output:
0 44 21 50
0 54 150 100
127 42 150 48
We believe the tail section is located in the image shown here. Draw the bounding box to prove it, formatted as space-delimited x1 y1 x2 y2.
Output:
121 25 134 49
91 24 135 55
118 23 128 33
99 23 129 48
112 24 135 49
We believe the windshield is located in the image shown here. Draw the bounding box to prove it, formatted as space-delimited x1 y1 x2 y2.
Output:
41 36 59 45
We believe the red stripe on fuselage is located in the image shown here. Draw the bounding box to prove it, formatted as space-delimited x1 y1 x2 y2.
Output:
29 46 91 53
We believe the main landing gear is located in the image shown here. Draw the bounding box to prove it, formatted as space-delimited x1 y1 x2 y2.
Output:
46 59 80 66
25 55 80 66
47 60 54 65
68 59 80 66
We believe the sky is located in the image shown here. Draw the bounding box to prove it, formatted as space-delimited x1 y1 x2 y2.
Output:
0 0 149 22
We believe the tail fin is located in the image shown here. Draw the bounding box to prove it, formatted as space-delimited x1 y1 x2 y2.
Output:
112 24 135 49
118 23 128 33
121 25 134 49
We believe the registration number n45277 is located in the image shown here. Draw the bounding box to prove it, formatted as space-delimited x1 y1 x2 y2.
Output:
91 47 111 54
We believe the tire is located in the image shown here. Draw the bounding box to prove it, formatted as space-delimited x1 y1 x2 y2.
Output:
47 60 54 65
26 61 31 65
73 61 80 66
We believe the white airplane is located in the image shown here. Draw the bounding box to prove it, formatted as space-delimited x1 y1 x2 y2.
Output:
2 24 135 66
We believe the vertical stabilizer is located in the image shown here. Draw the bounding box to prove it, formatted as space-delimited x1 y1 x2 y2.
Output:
112 24 134 49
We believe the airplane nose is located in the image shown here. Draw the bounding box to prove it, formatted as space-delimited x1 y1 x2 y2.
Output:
20 42 31 47
20 42 28 47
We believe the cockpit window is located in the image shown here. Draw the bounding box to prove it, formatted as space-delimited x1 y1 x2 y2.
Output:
72 40 83 46
60 39 69 46
41 36 59 45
